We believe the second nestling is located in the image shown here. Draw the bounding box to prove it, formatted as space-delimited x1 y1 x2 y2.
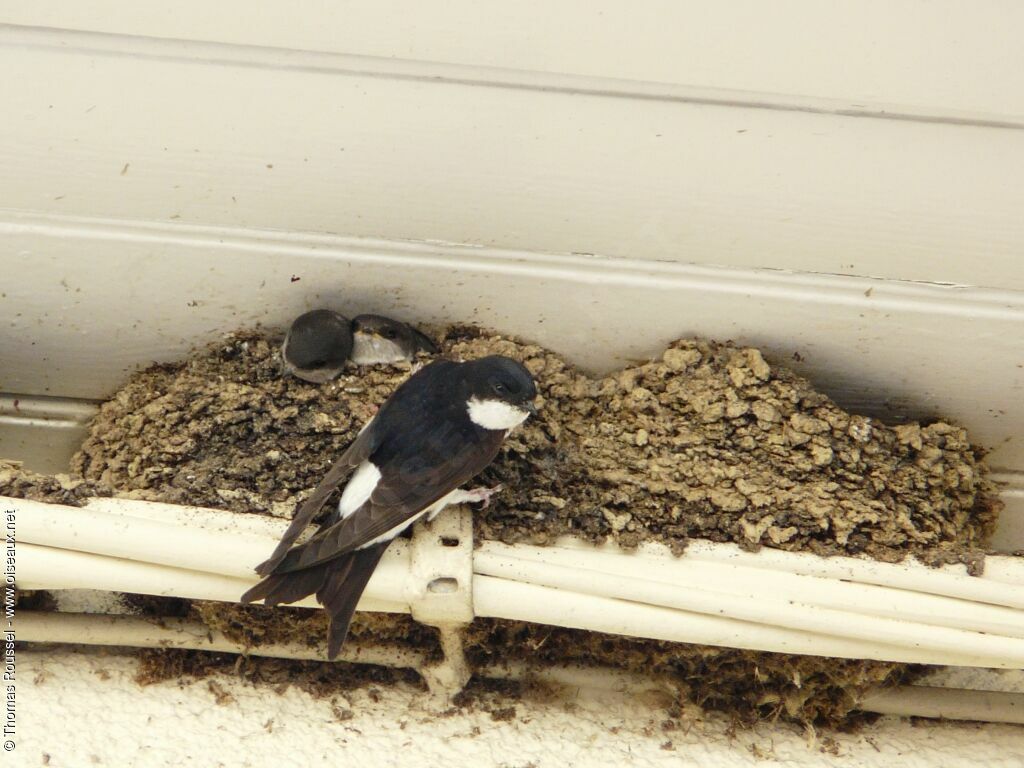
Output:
281 309 439 382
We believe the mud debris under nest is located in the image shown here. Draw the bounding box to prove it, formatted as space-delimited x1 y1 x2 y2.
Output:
133 646 421 696
462 619 920 729
15 326 1002 727
190 602 441 660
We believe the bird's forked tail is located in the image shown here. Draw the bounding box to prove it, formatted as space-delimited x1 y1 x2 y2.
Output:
240 542 389 659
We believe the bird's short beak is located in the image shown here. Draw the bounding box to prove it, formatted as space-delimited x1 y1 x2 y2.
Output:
523 401 538 416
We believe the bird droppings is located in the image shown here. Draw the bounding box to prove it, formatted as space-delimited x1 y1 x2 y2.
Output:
451 678 524 722
7 327 1002 727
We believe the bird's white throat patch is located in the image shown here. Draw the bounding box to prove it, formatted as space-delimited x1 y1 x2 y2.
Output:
467 397 530 430
351 331 408 365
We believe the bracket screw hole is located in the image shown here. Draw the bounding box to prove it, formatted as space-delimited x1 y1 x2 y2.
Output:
427 577 459 594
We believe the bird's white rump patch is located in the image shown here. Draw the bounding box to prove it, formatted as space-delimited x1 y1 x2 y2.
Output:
355 486 494 549
337 461 381 518
356 509 428 549
467 397 530 430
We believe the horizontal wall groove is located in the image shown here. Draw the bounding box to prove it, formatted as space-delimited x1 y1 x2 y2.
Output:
993 472 1024 493
0 393 101 419
4 209 1023 323
2 23 1022 131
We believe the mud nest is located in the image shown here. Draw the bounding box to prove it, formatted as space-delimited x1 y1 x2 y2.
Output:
72 327 998 562
0 459 110 506
18 326 1003 726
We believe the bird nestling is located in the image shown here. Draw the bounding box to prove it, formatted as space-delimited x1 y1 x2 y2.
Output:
350 313 439 365
281 309 353 383
241 355 538 658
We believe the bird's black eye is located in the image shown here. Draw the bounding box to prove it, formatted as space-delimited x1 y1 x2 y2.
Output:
493 381 509 395
382 328 398 340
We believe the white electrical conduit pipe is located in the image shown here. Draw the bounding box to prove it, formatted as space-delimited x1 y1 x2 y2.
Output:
78 495 1024 604
13 498 408 609
470 576 1008 668
14 611 426 668
477 543 1024 639
10 495 1024 668
19 542 265 604
68 495 1024 594
15 538 409 619
17 497 297 580
559 537 1024 605
858 686 1024 725
484 665 1024 727
17 611 1024 726
16 543 406 614
15 540 1005 668
84 497 296 540
473 553 1024 665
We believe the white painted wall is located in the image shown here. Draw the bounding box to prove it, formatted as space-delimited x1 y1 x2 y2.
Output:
0 8 1021 535
4 5 1024 760
1 11 1023 287
6 1 1024 117
20 649 1024 768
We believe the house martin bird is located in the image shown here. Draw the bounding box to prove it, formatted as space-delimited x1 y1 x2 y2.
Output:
241 355 538 658
350 313 438 365
281 309 353 383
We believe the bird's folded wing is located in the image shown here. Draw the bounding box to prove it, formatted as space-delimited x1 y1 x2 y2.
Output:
410 326 439 354
255 431 375 575
273 428 504 573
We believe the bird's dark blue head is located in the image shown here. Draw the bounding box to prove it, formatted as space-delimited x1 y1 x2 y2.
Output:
461 355 538 430
282 309 353 383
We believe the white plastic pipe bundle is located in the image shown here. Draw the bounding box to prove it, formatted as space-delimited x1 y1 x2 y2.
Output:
10 493 1024 672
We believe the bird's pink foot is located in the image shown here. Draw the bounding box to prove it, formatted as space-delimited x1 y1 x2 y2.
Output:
462 484 504 508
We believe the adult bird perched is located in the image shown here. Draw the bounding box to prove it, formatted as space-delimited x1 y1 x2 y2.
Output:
281 309 353 383
350 313 439 365
241 355 538 658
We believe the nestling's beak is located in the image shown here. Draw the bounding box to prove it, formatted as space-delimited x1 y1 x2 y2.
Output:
522 401 538 417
